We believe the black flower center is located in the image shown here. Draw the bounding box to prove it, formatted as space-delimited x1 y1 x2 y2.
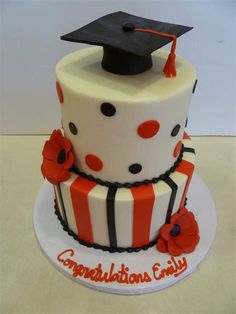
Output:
57 149 66 164
170 224 181 237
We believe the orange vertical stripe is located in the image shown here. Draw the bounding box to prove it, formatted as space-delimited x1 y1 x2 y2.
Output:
70 177 96 243
176 160 195 207
183 131 190 140
131 185 155 247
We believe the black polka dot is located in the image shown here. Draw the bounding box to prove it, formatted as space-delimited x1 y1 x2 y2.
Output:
129 163 142 174
69 122 78 135
101 103 116 117
185 118 188 128
171 124 181 137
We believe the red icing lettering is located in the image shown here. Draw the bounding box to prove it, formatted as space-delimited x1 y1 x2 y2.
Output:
152 257 187 280
56 249 187 284
57 248 74 262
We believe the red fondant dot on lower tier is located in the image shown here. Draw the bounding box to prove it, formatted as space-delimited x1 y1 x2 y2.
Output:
137 120 160 139
56 81 64 103
173 140 182 158
85 154 103 171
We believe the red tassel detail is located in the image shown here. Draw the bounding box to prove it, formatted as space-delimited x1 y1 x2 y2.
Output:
163 52 176 77
134 28 177 78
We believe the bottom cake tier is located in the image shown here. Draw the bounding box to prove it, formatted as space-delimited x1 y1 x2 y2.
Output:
53 134 195 253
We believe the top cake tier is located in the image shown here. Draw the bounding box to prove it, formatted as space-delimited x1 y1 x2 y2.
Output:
56 47 196 183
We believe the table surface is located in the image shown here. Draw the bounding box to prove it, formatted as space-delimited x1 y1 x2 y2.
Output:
0 136 235 314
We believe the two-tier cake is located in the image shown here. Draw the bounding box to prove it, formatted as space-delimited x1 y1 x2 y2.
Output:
41 12 200 257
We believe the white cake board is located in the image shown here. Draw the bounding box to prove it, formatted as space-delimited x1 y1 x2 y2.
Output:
33 174 216 295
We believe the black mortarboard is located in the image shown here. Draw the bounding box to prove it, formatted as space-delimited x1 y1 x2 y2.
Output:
61 11 192 76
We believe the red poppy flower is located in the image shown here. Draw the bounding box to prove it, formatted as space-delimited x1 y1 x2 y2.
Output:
156 208 200 256
41 129 74 184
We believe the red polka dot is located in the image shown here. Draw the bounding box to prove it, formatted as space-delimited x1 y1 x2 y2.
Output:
56 81 64 103
173 140 182 157
85 154 103 171
137 120 160 139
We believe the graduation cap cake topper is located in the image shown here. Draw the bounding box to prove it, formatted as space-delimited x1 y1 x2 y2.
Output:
61 11 193 76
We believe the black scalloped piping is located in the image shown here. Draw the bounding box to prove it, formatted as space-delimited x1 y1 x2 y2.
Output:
184 197 188 207
54 201 157 253
70 145 185 188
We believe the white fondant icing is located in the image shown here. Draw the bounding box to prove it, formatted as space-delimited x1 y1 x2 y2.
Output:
88 185 110 246
150 181 171 240
170 172 188 214
54 185 62 216
115 188 133 247
56 47 196 182
182 138 194 150
182 138 195 164
182 152 195 164
59 174 77 234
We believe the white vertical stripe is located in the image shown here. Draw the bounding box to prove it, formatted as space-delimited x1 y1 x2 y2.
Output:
54 185 63 217
169 172 188 214
182 138 192 148
182 152 195 163
88 185 110 246
115 188 133 247
60 173 78 234
150 181 171 240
